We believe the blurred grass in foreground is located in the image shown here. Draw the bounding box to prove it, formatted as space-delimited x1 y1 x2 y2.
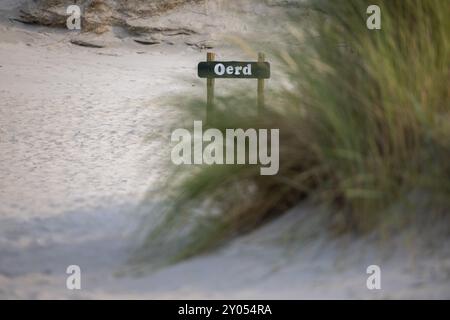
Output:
134 0 450 267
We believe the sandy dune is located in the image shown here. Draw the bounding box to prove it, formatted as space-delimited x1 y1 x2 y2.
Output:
1 0 449 299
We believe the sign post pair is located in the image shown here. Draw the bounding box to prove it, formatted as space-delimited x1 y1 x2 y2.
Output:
198 52 270 124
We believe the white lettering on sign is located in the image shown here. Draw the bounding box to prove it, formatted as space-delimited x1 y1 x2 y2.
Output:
214 63 225 75
213 63 252 76
243 64 251 76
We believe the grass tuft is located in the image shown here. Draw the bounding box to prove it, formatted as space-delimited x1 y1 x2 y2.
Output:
135 0 450 268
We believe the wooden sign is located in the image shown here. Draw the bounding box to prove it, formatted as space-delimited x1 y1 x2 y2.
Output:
198 61 270 79
199 52 270 124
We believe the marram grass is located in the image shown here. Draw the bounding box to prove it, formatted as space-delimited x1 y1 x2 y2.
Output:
133 0 450 268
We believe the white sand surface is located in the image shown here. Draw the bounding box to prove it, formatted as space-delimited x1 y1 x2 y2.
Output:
1 0 449 299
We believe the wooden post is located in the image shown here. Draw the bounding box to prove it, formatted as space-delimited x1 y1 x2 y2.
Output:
206 52 215 124
257 52 265 116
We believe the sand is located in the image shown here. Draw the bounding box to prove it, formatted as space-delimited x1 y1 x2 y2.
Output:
1 0 449 299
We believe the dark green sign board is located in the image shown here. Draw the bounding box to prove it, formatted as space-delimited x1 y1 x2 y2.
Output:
198 61 270 79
